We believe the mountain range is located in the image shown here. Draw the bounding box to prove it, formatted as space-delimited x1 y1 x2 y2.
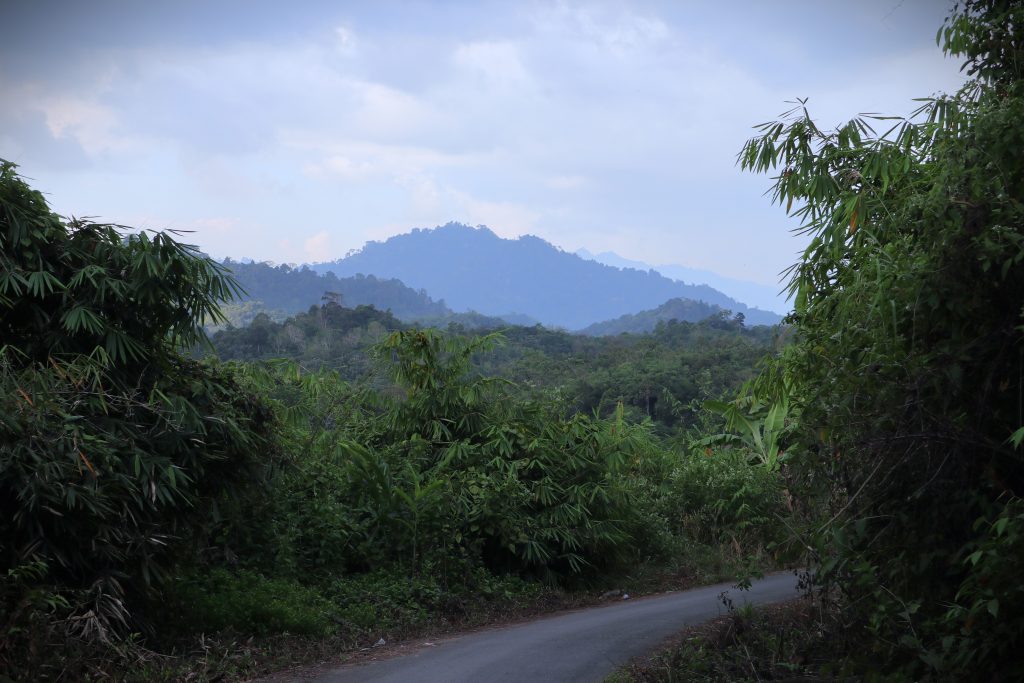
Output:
310 223 782 329
221 260 450 320
574 249 789 314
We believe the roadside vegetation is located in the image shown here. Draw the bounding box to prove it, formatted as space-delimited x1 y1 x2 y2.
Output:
0 162 789 681
3 2 1018 681
610 0 1024 680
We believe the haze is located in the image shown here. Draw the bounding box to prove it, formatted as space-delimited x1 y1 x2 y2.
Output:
0 0 965 295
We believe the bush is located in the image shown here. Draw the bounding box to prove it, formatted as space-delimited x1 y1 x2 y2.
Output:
0 161 279 661
736 1 1024 676
233 331 663 582
165 569 334 637
662 450 783 548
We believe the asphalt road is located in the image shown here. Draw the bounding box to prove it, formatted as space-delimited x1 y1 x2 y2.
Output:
312 572 802 683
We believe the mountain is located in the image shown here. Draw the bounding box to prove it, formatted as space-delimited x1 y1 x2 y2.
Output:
221 259 451 320
580 298 728 336
575 249 789 315
310 223 782 329
219 259 533 329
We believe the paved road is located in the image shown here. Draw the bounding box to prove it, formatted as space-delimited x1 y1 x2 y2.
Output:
313 572 802 683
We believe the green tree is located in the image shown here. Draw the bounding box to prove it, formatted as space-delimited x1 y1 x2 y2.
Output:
0 161 278 667
736 0 1024 676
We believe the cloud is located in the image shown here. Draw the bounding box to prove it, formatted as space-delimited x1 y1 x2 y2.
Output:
349 80 441 138
404 176 443 215
295 137 484 183
31 92 139 157
302 152 377 182
303 230 332 262
545 174 586 190
0 0 969 284
532 2 670 54
452 40 531 89
452 191 540 237
335 25 357 56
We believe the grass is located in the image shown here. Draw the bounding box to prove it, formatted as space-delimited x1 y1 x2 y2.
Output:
605 593 871 683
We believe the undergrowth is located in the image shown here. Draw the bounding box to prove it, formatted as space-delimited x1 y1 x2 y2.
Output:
606 596 866 683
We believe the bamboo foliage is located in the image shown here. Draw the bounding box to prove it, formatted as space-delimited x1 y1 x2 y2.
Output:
247 328 653 580
732 1 1024 676
0 161 278 652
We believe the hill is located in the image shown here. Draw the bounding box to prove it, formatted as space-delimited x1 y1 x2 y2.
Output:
310 223 782 329
221 259 451 321
580 297 725 336
207 298 776 429
575 249 789 315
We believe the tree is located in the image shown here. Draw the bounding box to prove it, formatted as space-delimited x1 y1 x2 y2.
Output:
0 161 278 663
736 0 1024 676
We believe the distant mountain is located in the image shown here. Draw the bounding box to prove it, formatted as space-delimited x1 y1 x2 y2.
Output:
219 259 532 329
413 311 532 329
580 298 726 336
222 259 451 320
311 223 782 329
575 249 789 315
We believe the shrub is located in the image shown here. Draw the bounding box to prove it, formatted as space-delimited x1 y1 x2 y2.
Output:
0 161 279 651
164 569 334 638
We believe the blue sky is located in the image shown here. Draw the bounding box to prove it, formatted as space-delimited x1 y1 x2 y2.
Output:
1 0 965 290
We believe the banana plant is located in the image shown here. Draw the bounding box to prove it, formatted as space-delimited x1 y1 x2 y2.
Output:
697 396 790 472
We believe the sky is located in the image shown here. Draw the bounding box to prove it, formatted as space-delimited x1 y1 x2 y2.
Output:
0 0 967 289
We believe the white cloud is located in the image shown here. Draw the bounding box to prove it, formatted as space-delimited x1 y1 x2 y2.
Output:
452 191 540 237
532 2 670 54
304 230 332 262
30 92 141 156
294 137 485 183
403 176 443 215
349 80 441 137
545 174 586 190
452 40 531 89
335 25 357 56
305 153 377 182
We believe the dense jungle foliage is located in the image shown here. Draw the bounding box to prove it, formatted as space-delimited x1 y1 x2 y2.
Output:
578 297 726 335
0 161 282 677
0 162 786 681
674 0 1024 679
209 302 777 434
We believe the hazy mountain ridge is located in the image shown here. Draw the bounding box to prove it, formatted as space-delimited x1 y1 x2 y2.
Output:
575 248 789 315
311 223 782 329
220 259 536 329
222 259 451 320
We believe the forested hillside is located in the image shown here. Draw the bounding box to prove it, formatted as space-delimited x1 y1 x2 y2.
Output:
576 248 787 315
311 223 782 328
579 297 725 335
209 303 777 432
218 259 544 330
221 259 451 322
211 303 404 380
